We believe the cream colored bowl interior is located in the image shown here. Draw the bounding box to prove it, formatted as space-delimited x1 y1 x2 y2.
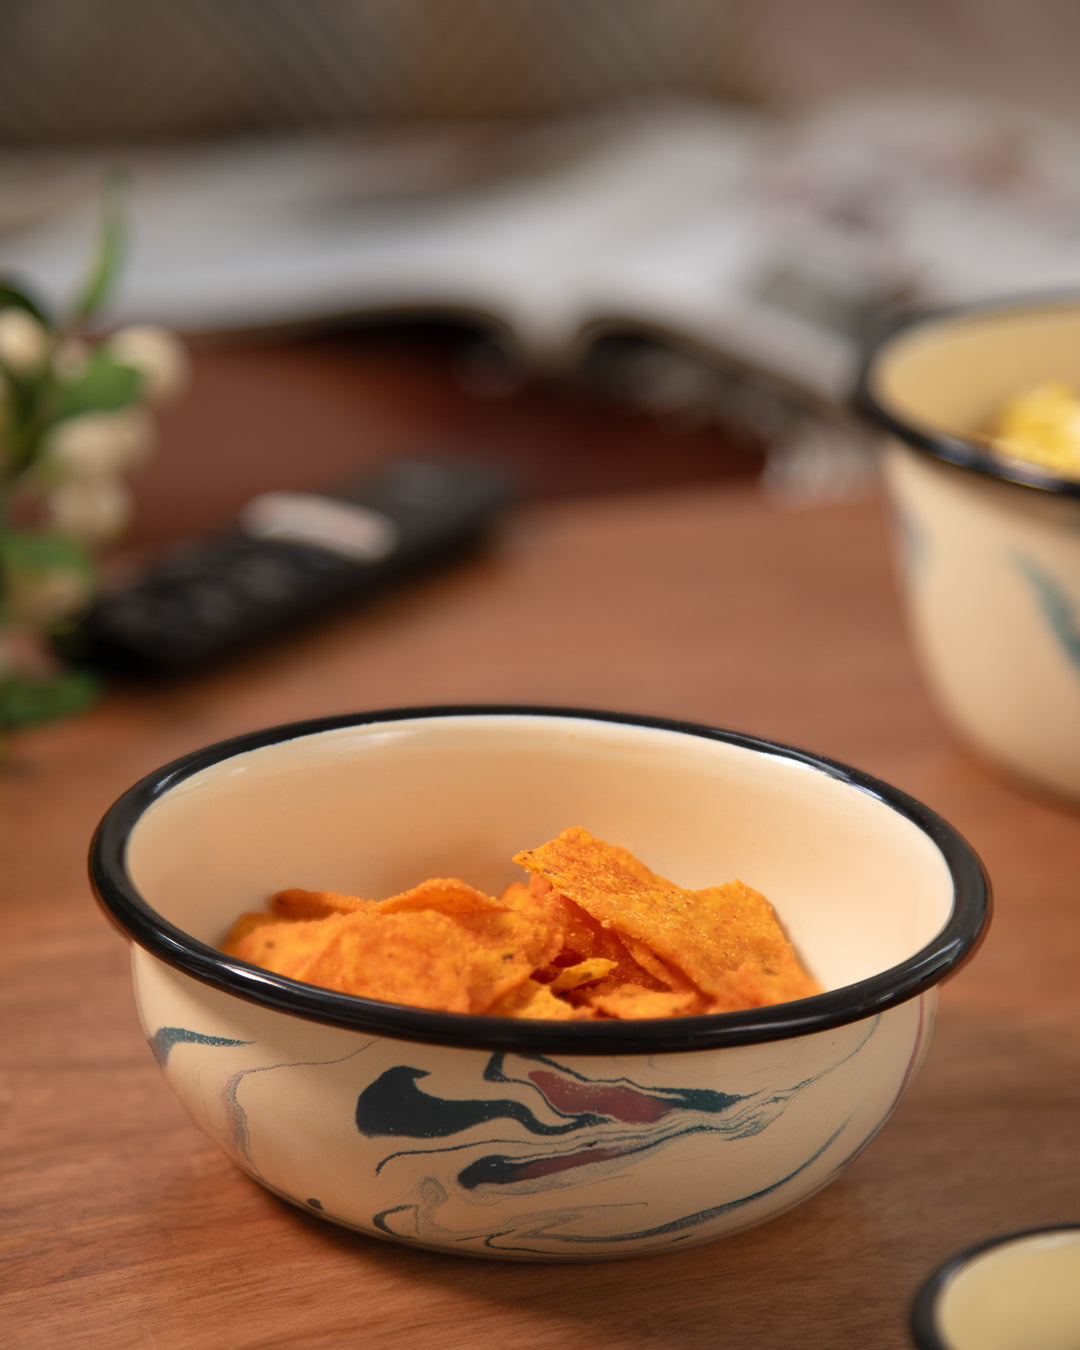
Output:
124 712 954 995
933 1230 1080 1350
870 302 1080 440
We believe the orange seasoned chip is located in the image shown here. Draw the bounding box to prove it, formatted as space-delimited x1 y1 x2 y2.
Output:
487 978 586 1020
231 887 564 1014
223 912 355 979
294 909 479 1010
622 936 691 992
546 957 617 994
222 825 819 1020
513 827 820 1011
530 876 663 989
375 877 507 917
689 879 823 1010
581 982 706 1020
271 888 366 920
221 910 284 949
452 904 565 1003
497 879 533 907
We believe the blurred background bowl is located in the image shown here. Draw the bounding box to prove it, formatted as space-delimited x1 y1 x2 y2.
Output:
856 295 1080 804
90 705 989 1261
910 1223 1080 1350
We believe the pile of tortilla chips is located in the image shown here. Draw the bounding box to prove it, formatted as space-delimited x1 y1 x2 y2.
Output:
221 826 821 1020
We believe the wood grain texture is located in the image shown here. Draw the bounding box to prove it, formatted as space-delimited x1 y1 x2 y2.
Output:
3 341 1078 1350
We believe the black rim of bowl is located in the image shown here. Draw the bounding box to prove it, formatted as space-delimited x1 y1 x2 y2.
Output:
910 1223 1080 1349
854 291 1080 501
89 703 992 1055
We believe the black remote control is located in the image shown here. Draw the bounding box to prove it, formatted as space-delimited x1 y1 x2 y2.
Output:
58 457 515 675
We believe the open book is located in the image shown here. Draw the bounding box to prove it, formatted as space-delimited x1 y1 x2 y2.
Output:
5 94 1080 413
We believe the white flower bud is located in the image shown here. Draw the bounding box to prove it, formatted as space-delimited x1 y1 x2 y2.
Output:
47 475 133 543
43 407 156 477
104 324 190 404
0 307 51 374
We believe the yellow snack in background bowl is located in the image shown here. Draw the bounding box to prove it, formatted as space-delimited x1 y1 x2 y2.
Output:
990 379 1080 478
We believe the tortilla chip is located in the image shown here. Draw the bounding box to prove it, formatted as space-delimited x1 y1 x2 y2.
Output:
271 888 366 920
582 982 706 1020
222 824 819 1020
313 908 554 1012
220 910 284 949
487 978 587 1020
452 903 565 1002
623 936 691 991
546 956 618 994
513 827 820 1010
689 880 823 1009
224 912 355 978
497 879 533 907
529 875 665 989
375 877 508 917
294 910 479 1010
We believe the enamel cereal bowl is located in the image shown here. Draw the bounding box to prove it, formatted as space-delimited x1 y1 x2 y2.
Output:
90 705 990 1261
856 295 1080 803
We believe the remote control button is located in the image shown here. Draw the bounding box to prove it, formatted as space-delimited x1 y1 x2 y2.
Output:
239 491 399 562
97 591 161 636
382 460 456 507
179 581 246 629
226 552 311 601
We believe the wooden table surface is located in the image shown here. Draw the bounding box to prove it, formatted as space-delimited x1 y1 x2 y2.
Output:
3 333 1079 1350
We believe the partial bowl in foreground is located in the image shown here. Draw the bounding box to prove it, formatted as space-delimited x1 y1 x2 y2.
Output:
90 705 990 1260
911 1224 1080 1350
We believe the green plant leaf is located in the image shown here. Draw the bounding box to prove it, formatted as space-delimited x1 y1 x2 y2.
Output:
0 278 51 324
70 169 130 324
0 362 51 429
0 667 101 729
0 284 53 412
0 527 96 581
54 349 143 418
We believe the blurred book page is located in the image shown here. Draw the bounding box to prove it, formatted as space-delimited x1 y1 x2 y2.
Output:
4 95 1080 407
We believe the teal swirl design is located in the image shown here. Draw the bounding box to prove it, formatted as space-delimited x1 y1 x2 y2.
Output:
152 1014 902 1256
149 1025 250 1066
361 1028 881 1253
1013 553 1080 674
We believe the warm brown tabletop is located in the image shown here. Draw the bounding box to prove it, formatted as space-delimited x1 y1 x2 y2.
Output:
3 333 1078 1350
